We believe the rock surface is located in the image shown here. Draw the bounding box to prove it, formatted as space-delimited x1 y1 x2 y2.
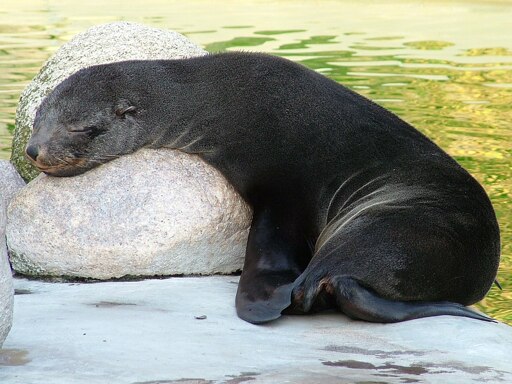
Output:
11 21 206 181
1 276 511 383
0 161 25 347
7 149 251 279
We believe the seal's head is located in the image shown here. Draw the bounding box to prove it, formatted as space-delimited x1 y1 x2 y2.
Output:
26 64 148 177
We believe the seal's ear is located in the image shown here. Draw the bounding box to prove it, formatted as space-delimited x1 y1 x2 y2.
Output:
115 105 137 117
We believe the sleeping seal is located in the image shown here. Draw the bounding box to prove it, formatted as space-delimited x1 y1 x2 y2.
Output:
25 52 500 324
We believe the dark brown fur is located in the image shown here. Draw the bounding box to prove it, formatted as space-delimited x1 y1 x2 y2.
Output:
27 52 500 323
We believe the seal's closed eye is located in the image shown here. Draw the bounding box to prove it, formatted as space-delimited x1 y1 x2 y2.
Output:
115 105 136 117
68 126 96 133
68 125 107 140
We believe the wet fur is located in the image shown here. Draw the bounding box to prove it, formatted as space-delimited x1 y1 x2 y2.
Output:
28 52 501 323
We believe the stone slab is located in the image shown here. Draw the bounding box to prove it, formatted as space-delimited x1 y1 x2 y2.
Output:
1 277 511 383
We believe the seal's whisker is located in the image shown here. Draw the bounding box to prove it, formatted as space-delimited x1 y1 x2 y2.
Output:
68 151 121 165
73 152 120 161
60 157 74 166
53 155 72 166
87 155 120 163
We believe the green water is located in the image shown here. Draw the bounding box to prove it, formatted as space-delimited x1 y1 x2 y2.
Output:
0 0 511 324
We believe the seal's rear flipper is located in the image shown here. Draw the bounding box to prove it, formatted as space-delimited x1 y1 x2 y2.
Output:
235 206 311 324
291 276 495 323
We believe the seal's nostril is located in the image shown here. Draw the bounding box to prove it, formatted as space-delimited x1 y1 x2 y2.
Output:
25 145 39 161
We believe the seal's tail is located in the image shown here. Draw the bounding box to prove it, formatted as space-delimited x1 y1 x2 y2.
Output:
287 276 495 323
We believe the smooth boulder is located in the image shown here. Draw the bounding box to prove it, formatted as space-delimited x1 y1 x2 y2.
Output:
7 149 251 279
11 21 206 181
0 161 25 346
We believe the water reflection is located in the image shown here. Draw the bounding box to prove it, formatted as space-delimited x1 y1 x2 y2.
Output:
205 36 275 52
0 0 510 324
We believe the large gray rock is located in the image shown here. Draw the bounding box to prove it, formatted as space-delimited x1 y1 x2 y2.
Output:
11 21 206 181
0 161 26 347
7 149 251 279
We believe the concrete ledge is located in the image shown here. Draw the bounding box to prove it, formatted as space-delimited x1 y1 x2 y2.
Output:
1 277 511 383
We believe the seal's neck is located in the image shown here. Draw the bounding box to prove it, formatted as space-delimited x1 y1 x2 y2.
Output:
136 57 235 154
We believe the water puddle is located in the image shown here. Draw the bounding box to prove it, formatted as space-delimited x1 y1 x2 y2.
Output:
0 349 30 366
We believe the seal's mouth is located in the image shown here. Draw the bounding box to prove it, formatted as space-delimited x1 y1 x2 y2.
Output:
26 154 89 177
36 163 90 177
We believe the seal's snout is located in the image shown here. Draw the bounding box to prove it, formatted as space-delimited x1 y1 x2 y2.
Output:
24 138 90 176
25 144 39 162
24 141 52 170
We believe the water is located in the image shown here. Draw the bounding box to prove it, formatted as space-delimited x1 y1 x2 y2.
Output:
0 0 510 324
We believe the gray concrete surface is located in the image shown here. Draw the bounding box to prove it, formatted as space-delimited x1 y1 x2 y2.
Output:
1 276 511 383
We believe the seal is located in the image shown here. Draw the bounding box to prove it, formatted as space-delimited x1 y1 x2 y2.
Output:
25 52 500 324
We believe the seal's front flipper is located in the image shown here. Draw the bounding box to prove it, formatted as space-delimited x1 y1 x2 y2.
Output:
236 280 296 324
291 276 494 323
236 206 310 324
